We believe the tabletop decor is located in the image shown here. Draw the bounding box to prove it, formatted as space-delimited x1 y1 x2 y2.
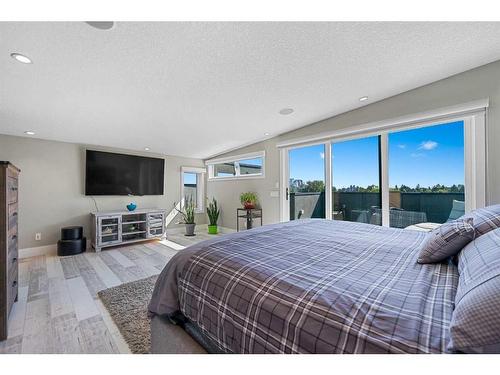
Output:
240 192 258 209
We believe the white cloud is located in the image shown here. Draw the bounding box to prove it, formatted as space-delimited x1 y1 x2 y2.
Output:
320 152 325 159
418 140 438 151
397 144 406 149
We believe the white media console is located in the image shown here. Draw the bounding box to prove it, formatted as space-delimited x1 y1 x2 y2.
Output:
90 208 166 252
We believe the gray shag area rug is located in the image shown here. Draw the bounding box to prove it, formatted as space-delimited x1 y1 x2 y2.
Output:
98 275 158 354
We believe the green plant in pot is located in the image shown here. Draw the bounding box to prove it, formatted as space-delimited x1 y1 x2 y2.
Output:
174 196 196 236
240 192 258 209
206 197 220 235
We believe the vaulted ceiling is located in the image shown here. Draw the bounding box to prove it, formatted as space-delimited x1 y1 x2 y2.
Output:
2 22 500 158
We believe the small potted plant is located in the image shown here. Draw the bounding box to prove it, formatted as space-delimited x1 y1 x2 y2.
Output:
206 197 220 235
174 196 196 236
240 192 258 209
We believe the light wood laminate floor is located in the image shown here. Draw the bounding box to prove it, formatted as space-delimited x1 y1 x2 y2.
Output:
0 225 234 354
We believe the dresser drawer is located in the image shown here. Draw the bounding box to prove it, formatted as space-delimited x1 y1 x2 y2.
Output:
8 202 18 230
7 176 18 204
7 267 18 315
8 224 18 251
8 245 18 272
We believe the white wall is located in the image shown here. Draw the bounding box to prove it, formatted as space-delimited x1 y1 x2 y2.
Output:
207 59 500 229
0 134 206 249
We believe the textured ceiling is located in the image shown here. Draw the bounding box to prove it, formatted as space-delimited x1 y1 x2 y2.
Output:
2 22 500 159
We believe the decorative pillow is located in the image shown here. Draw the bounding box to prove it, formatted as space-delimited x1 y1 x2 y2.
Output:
462 204 500 236
417 218 475 264
448 228 500 353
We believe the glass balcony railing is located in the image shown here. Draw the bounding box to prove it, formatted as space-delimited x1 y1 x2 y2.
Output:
290 191 465 227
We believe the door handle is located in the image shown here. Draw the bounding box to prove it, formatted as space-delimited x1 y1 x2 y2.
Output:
286 187 289 200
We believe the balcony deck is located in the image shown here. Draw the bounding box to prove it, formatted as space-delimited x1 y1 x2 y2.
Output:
290 191 465 226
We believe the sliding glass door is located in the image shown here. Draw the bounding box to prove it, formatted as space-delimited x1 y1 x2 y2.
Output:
282 118 472 227
288 144 326 220
331 136 381 225
388 121 465 227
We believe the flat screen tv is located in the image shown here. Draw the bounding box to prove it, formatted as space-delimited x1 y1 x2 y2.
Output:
85 150 165 196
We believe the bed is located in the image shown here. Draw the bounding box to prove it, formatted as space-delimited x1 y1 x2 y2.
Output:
148 219 459 354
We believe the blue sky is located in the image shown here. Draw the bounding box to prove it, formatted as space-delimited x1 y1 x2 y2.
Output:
289 121 464 188
240 158 262 166
184 172 197 185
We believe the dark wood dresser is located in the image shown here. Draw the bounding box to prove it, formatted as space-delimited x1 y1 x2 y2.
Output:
0 161 20 341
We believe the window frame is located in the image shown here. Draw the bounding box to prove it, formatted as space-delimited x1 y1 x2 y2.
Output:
206 151 266 181
181 166 206 214
279 100 488 225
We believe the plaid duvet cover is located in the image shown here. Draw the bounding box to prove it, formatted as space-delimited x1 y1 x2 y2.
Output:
149 219 458 353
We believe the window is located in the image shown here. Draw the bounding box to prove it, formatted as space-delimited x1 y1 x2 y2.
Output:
183 172 198 203
332 136 381 224
279 101 487 224
288 144 326 220
207 151 265 180
214 162 236 177
388 121 465 227
181 167 206 213
238 158 263 176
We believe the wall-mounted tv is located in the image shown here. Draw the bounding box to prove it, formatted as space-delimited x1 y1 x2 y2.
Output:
85 150 165 196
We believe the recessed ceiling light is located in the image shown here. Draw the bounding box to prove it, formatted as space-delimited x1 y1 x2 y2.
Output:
85 21 115 30
144 147 150 151
24 131 35 135
279 108 294 115
359 96 369 102
11 53 32 64
264 132 270 136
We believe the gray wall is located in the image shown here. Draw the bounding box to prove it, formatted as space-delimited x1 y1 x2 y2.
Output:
0 134 206 249
207 59 500 229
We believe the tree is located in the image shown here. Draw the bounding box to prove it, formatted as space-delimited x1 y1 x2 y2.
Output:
300 180 325 193
365 184 380 193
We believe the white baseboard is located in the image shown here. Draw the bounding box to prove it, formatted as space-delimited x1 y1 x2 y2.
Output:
19 244 57 259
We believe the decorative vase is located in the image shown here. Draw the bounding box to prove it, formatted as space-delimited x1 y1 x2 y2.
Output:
243 202 255 209
126 203 137 211
185 223 196 236
208 225 218 235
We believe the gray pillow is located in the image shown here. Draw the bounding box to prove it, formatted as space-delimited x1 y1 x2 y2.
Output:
462 204 500 236
417 218 475 264
448 228 500 353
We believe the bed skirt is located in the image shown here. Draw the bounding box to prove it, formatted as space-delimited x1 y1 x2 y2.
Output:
150 314 224 354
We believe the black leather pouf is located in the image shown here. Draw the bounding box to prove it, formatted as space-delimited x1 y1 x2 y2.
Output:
61 226 83 241
58 226 86 256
